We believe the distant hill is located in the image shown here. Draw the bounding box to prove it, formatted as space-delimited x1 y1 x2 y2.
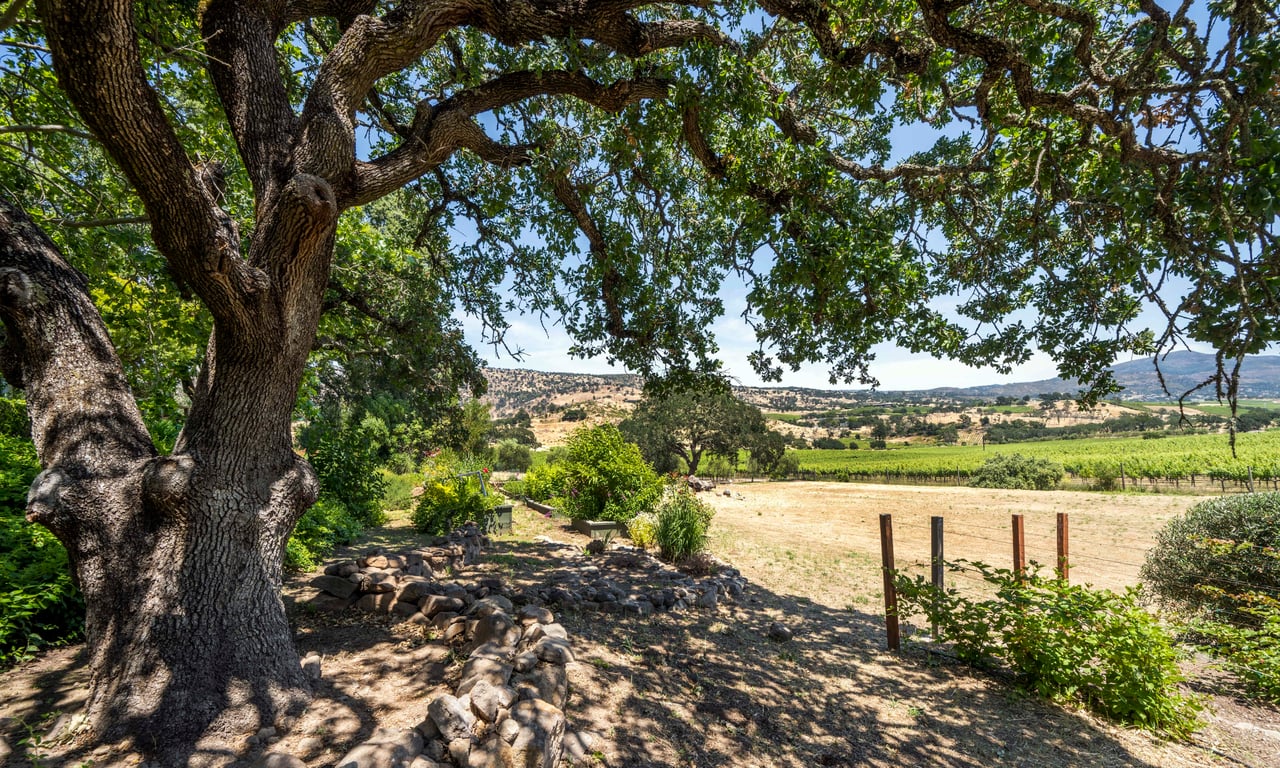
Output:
481 351 1280 419
924 351 1280 401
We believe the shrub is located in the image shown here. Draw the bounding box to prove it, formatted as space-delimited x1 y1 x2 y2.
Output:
0 433 83 666
813 437 846 449
1141 493 1280 621
494 440 533 472
284 498 364 572
1184 540 1280 703
523 462 569 504
654 489 715 562
411 458 500 535
628 512 658 550
968 453 1063 490
896 563 1202 736
380 470 423 512
559 425 662 522
500 479 527 498
309 429 388 526
386 451 417 475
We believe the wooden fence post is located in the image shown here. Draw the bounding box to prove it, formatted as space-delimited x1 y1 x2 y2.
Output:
931 516 944 640
1012 514 1026 579
880 514 900 651
1056 512 1069 583
1120 464 1126 491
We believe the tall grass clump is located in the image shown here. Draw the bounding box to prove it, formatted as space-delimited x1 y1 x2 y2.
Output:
654 489 715 562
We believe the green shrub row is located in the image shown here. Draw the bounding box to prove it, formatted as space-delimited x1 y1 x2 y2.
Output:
896 562 1202 737
968 453 1064 490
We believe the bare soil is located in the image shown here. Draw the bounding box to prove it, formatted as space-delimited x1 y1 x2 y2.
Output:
3 483 1279 767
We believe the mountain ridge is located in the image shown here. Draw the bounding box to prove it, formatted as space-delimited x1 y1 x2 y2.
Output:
481 351 1280 417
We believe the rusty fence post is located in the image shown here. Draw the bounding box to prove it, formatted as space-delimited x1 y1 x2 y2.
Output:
1057 512 1070 583
880 513 899 651
930 516 944 640
1012 513 1026 579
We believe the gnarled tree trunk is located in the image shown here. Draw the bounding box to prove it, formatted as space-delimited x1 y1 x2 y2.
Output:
0 197 328 761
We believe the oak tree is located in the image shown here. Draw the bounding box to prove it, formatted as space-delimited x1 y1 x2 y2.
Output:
0 0 1275 759
621 384 772 474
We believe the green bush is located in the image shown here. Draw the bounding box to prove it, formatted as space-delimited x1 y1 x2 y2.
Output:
654 489 715 562
523 462 568 503
380 470 422 512
494 440 533 472
500 479 527 498
309 430 388 526
896 563 1201 736
968 453 1063 490
1184 540 1280 703
284 498 365 572
0 433 83 666
411 457 500 535
559 425 661 523
386 451 417 475
1141 493 1280 621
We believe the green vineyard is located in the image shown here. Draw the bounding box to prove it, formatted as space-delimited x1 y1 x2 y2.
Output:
793 430 1280 485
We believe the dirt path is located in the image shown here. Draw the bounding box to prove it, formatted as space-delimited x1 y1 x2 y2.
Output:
2 485 1278 767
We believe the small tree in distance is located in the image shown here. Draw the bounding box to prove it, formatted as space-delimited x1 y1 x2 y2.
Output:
620 381 777 476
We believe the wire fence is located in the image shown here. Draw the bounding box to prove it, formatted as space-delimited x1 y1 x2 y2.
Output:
875 511 1280 650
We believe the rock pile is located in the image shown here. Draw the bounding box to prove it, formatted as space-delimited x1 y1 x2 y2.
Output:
306 525 488 620
284 527 751 767
520 542 748 615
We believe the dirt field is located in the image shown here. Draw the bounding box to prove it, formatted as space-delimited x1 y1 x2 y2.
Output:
3 483 1278 768
701 481 1196 604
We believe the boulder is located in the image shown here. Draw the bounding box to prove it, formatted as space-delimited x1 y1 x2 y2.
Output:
508 700 566 768
311 574 357 599
427 694 476 742
469 680 517 723
332 727 423 768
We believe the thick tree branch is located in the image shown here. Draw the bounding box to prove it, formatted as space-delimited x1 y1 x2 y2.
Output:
349 71 669 207
295 0 474 183
201 0 300 206
0 198 154 531
36 0 264 334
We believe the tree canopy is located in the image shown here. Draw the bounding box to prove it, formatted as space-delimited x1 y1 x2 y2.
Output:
2 0 1276 403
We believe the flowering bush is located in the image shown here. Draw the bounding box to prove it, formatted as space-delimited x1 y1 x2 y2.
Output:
410 456 500 535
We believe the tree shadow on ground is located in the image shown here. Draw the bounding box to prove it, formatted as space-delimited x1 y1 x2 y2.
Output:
0 512 1261 767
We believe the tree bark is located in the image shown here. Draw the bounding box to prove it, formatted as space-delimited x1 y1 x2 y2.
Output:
0 199 319 762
